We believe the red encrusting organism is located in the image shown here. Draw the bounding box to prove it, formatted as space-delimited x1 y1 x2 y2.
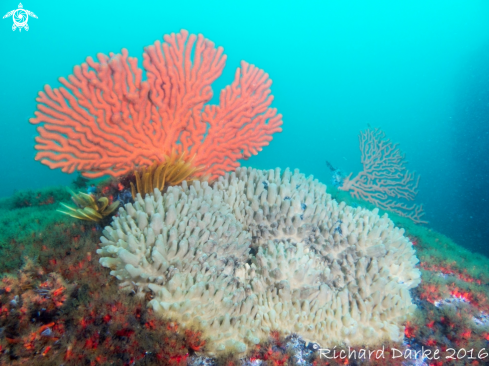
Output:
30 30 282 180
420 261 483 285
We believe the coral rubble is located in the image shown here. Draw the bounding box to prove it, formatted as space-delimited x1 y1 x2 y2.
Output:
98 167 421 354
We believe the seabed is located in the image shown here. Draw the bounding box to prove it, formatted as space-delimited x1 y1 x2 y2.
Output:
0 176 488 366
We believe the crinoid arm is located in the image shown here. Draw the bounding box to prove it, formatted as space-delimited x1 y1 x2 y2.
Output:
81 207 103 220
58 190 120 222
129 152 205 199
102 201 120 216
97 197 110 212
57 203 99 222
69 190 97 209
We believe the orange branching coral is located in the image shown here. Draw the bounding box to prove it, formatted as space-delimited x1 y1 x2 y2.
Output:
130 151 205 199
340 127 427 224
29 30 282 179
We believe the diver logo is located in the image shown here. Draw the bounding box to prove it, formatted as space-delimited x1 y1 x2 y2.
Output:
3 3 37 32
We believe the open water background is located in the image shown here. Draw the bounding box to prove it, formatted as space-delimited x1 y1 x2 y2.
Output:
1 0 488 255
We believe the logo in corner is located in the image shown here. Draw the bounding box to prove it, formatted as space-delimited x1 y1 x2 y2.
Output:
3 3 37 32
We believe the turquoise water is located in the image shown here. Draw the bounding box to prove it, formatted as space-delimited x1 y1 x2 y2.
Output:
1 0 488 254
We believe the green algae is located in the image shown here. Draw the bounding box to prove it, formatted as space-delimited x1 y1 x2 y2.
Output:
0 186 85 274
8 186 71 209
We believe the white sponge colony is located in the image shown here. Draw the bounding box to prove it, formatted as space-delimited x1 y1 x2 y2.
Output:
97 167 420 354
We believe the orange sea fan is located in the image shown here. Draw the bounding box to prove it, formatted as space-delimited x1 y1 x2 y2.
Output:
30 29 282 180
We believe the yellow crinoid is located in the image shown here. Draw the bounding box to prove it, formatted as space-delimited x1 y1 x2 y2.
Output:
58 190 120 222
130 151 205 199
